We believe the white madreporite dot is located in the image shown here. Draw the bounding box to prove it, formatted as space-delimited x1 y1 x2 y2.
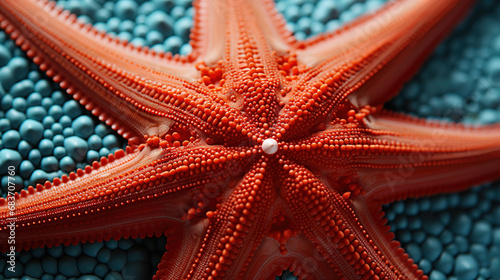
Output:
262 138 278 155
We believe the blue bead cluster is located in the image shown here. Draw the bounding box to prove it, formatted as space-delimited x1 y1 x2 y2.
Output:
0 0 499 279
386 185 500 280
0 236 166 279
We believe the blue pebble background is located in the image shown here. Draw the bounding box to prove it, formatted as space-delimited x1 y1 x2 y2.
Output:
0 0 500 279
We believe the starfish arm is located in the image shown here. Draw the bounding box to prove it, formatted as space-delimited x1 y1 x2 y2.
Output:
280 162 425 280
0 0 248 144
288 112 500 204
358 113 500 204
276 0 475 139
153 159 275 280
0 144 253 252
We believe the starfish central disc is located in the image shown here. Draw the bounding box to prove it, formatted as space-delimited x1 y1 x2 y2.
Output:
262 138 278 155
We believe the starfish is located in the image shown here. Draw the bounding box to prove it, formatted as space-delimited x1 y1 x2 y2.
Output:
1 0 500 279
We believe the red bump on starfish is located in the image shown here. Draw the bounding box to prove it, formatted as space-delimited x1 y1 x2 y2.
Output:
1 0 499 279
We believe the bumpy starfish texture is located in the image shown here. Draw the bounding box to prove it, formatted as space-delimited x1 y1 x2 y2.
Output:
1 0 499 279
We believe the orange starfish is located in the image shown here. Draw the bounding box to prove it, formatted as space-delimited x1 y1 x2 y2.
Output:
1 0 499 279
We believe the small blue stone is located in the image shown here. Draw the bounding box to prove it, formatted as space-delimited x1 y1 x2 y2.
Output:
72 115 94 139
30 169 49 185
118 31 133 42
146 11 174 35
471 243 489 266
455 254 479 280
28 149 42 166
439 229 454 245
312 1 339 23
478 109 499 124
146 30 165 46
82 242 104 257
2 130 21 149
95 263 109 278
28 70 40 82
418 259 432 275
41 256 58 275
48 105 63 120
54 275 68 280
54 146 66 159
8 57 29 80
431 196 448 212
43 116 55 129
77 255 98 274
0 118 10 132
12 97 27 112
408 216 422 230
0 67 15 90
19 119 44 145
106 239 119 249
450 213 472 236
0 149 22 172
51 91 66 106
26 106 47 122
455 236 470 253
97 247 111 263
64 243 82 258
471 221 492 245
64 136 89 162
130 37 147 47
60 115 73 128
19 160 35 179
43 129 53 139
99 147 111 157
63 127 75 137
34 80 52 97
25 259 43 278
422 214 445 236
103 134 120 150
60 156 76 173
41 97 53 109
405 243 421 262
95 123 112 137
429 270 446 280
114 1 138 20
58 256 79 277
62 100 83 119
491 257 500 279
39 139 55 156
88 135 102 150
422 236 443 262
52 123 64 136
0 44 11 67
27 92 42 107
436 251 454 274
107 17 122 33
48 246 64 258
119 20 136 33
118 239 135 251
133 24 149 38
86 150 100 163
173 17 192 40
6 108 27 129
41 156 59 172
413 230 427 244
164 36 183 53
10 79 34 98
